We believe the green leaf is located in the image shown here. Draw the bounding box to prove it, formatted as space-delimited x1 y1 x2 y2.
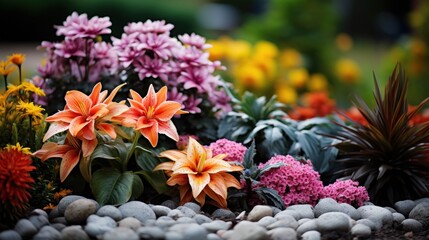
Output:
256 162 284 179
134 147 170 194
254 187 285 210
242 140 256 169
130 174 144 201
91 168 134 206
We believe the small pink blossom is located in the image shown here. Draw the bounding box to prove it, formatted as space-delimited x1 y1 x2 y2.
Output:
208 139 247 163
55 12 112 39
323 179 369 207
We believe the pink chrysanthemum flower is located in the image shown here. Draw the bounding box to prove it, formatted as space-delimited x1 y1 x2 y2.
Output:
124 20 174 35
55 11 112 39
178 33 211 50
323 179 369 207
258 155 325 207
208 139 247 164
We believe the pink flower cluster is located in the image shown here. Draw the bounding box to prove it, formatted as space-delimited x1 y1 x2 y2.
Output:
323 179 369 207
258 155 324 206
112 20 231 116
37 12 118 83
208 138 247 163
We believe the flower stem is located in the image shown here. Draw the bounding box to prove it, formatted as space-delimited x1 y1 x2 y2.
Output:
124 131 141 170
3 75 7 91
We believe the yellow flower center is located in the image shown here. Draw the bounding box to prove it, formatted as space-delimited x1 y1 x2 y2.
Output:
147 106 155 119
196 150 207 173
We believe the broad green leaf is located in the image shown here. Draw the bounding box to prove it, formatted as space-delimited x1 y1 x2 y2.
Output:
91 168 134 206
130 174 144 201
255 187 285 210
242 140 256 169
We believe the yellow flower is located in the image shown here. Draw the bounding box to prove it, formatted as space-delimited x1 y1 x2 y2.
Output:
0 60 15 77
288 68 309 89
21 81 46 96
254 41 279 59
154 137 243 208
226 40 251 62
54 189 73 201
16 100 45 120
207 40 227 61
252 56 277 80
8 54 25 66
280 48 302 69
307 73 328 92
43 203 56 211
276 84 297 105
335 58 361 84
4 143 32 155
234 63 266 92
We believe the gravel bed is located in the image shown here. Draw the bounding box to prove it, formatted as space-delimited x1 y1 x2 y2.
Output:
1 196 429 240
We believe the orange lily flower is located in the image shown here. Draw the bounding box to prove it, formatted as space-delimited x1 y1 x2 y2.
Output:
43 82 128 157
154 137 243 208
33 133 82 182
120 84 186 147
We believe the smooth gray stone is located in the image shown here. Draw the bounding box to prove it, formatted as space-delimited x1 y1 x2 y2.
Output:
28 215 50 230
177 206 197 218
33 226 61 240
161 200 178 209
296 219 318 236
155 216 176 228
60 225 90 240
201 220 232 232
287 204 314 219
165 231 184 240
103 227 139 240
356 219 377 231
136 226 165 239
49 206 60 219
317 212 352 233
14 218 37 238
176 216 196 223
247 205 273 222
394 200 415 217
169 223 208 240
151 205 172 217
96 205 122 221
313 198 342 217
392 212 406 224
118 217 142 230
193 214 213 224
50 223 66 232
384 207 397 213
84 215 117 237
351 223 371 238
118 201 156 223
51 217 67 225
64 198 98 225
167 209 185 220
57 195 85 215
31 209 49 219
276 210 301 220
339 203 361 220
207 233 223 240
267 227 298 240
357 205 393 230
401 218 423 232
0 230 22 240
301 230 321 240
211 208 235 219
257 216 277 227
267 218 299 230
183 202 201 213
227 221 268 240
409 202 429 228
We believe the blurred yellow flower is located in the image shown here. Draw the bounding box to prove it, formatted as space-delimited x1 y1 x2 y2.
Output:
16 100 45 120
288 68 309 89
226 40 251 62
280 48 302 69
276 84 297 105
336 33 353 52
410 38 426 58
207 40 226 61
252 56 277 80
254 41 279 59
0 60 15 77
307 73 328 92
234 63 266 92
335 58 361 84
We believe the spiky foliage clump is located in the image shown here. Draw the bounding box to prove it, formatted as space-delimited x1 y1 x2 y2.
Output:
332 64 429 206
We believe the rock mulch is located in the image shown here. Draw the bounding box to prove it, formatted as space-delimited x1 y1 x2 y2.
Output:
1 196 429 240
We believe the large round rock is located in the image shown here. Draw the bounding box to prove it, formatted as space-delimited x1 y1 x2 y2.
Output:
409 202 429 228
64 199 99 224
118 201 156 223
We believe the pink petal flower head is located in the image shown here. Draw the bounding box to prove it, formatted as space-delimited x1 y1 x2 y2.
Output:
124 20 174 35
55 12 112 39
178 33 211 50
323 179 369 207
208 139 247 164
134 55 171 81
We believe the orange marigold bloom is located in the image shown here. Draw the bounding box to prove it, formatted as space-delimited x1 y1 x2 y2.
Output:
8 53 26 66
120 84 186 147
154 137 243 208
0 148 35 209
43 82 128 157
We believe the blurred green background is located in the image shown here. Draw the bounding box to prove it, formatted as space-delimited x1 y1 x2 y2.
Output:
1 0 427 109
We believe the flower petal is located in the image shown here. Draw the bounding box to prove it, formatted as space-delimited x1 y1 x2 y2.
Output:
204 186 227 209
43 122 70 141
45 110 79 123
129 89 143 103
194 191 206 207
88 82 102 105
82 138 98 157
69 116 90 137
153 161 175 171
179 185 193 205
158 121 179 142
154 101 182 121
104 83 126 104
187 137 206 168
60 149 81 182
140 120 158 147
159 150 187 162
207 174 228 199
188 172 210 198
202 158 233 174
33 142 71 160
65 90 92 116
142 84 157 109
97 123 117 139
220 172 242 189
166 174 189 186
156 86 168 104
